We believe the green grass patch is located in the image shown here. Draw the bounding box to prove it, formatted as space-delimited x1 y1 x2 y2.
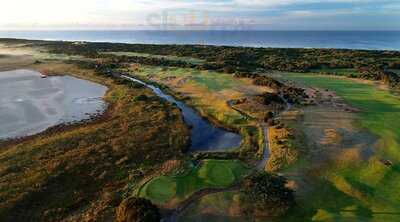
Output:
136 66 240 92
134 66 250 126
283 73 400 147
199 162 235 186
190 73 236 92
139 160 249 205
279 73 400 221
143 176 176 204
310 68 361 77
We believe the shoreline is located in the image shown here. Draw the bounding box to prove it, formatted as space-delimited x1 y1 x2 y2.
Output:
1 32 400 51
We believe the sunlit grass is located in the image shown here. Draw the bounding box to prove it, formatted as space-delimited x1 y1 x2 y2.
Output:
139 160 249 205
280 73 400 221
0 65 189 219
134 65 266 127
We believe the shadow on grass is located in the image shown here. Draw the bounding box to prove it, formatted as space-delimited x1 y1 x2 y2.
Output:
276 178 372 222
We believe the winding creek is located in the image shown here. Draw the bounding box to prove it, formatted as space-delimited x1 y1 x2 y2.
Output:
0 69 241 150
1 70 255 221
122 75 242 152
121 75 289 222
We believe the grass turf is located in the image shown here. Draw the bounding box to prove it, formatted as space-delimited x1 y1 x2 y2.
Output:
310 68 361 77
139 160 249 205
135 66 243 92
279 73 400 221
306 66 398 78
144 176 177 204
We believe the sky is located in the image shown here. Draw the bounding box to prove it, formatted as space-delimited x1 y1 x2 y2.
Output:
0 0 399 30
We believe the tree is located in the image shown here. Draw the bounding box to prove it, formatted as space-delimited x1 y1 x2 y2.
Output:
242 172 294 217
116 197 161 222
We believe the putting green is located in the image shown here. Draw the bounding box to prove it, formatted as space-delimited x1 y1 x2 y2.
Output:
198 162 235 186
139 160 249 205
142 176 176 204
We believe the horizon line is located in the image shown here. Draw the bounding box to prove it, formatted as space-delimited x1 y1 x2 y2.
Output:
1 29 400 32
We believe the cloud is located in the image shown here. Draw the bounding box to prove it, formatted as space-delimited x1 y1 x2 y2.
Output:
0 0 399 30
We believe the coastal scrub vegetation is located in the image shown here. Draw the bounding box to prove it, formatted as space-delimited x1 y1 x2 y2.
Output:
2 38 400 221
2 38 399 89
0 63 189 221
0 39 305 221
242 172 295 217
116 197 161 222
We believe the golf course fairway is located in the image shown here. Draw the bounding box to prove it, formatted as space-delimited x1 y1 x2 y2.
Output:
280 73 400 222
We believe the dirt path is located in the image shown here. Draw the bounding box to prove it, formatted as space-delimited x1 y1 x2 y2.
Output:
256 95 292 170
256 123 270 170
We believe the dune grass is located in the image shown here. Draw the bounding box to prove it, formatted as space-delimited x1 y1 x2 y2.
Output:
0 63 189 221
280 73 400 221
139 160 249 205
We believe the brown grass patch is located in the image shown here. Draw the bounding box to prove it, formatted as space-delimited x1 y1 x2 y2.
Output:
266 126 299 172
0 61 189 221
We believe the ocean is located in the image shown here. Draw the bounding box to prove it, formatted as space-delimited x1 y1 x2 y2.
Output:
0 30 399 51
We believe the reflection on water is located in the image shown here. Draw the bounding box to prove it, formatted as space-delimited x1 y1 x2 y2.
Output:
0 69 107 139
122 75 242 151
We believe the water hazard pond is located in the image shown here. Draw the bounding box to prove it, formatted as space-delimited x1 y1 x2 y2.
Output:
123 75 242 152
0 69 107 140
